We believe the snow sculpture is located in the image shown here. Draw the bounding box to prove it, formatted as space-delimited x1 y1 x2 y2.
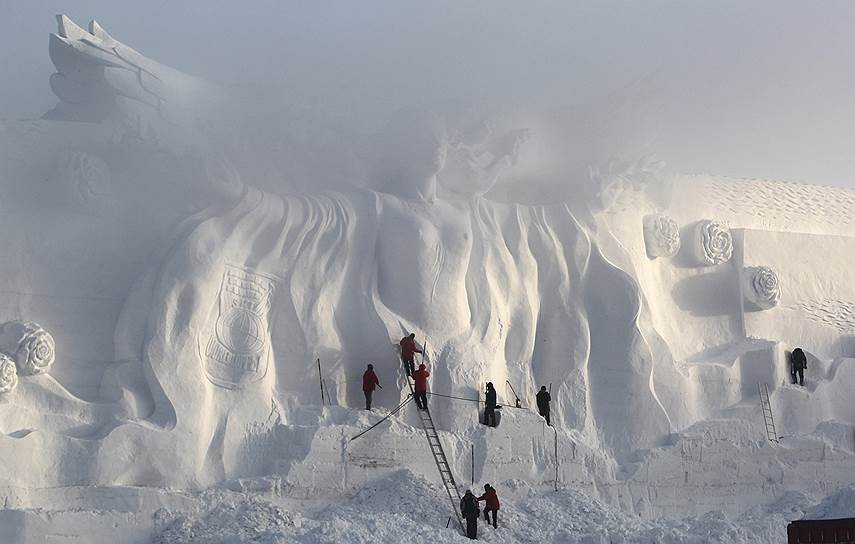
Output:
49 151 112 205
198 265 278 389
0 354 18 394
642 214 680 258
440 122 532 197
742 266 781 310
45 15 220 131
692 219 733 265
0 321 56 376
588 155 665 212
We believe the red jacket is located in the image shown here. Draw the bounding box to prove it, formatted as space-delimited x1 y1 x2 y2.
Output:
400 336 422 359
412 368 430 392
478 488 500 510
362 370 380 392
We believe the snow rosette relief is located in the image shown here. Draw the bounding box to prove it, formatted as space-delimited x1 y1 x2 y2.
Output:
0 354 18 394
642 213 680 258
691 219 733 265
3 321 56 376
742 266 781 310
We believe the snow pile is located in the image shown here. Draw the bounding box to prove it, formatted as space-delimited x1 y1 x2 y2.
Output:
155 495 302 544
151 472 855 544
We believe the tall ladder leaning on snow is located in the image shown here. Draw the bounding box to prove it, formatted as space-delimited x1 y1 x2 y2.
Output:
758 382 779 444
399 349 465 534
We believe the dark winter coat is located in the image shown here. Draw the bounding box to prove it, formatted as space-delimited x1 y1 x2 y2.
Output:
792 349 807 371
460 492 480 519
362 369 380 392
536 390 551 410
485 388 497 408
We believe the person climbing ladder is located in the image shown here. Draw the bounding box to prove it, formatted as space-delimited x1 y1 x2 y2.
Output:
400 333 423 377
412 363 430 410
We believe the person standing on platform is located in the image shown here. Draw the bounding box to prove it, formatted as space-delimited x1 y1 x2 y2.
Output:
536 385 551 425
362 364 381 410
791 348 807 386
484 382 497 427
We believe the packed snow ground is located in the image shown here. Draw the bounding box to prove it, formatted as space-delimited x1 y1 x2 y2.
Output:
153 471 854 544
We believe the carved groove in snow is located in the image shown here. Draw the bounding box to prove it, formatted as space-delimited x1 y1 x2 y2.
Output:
797 300 855 333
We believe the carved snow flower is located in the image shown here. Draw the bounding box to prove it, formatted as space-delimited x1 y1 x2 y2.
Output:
15 324 55 375
742 266 781 310
692 220 733 266
0 355 17 394
643 214 680 258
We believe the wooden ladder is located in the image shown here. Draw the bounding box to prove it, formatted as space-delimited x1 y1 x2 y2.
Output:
758 382 779 444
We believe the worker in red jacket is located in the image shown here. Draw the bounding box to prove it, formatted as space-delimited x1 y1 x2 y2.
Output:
362 364 381 410
399 333 422 377
412 363 430 410
477 483 500 528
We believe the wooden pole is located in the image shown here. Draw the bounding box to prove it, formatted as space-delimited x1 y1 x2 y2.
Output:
471 443 475 485
317 358 325 406
553 426 559 492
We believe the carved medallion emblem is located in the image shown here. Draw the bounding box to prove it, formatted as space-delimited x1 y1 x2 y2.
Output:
199 265 277 389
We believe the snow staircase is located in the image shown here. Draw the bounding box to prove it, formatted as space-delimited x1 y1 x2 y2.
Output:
758 382 779 444
400 357 464 534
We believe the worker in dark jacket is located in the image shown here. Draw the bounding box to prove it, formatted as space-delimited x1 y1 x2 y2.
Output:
484 382 497 427
460 489 480 539
362 364 381 410
536 385 551 425
400 333 422 377
477 484 500 529
791 348 807 386
412 363 430 410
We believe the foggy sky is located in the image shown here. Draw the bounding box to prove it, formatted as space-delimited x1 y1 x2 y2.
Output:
1 1 854 186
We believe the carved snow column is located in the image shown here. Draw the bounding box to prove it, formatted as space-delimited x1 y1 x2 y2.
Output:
742 266 781 310
0 355 18 394
642 214 680 259
0 321 56 376
692 220 733 266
